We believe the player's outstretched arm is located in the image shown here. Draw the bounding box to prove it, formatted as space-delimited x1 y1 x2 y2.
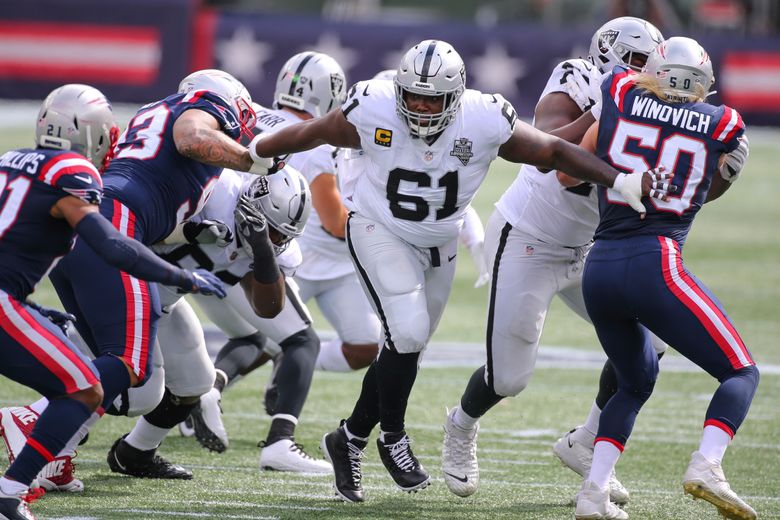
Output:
54 196 226 297
252 108 361 159
173 109 255 172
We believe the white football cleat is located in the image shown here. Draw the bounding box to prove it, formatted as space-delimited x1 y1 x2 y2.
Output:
575 480 628 520
178 416 195 438
442 407 479 497
553 427 629 505
1 407 83 493
259 438 332 474
190 388 229 453
683 451 757 520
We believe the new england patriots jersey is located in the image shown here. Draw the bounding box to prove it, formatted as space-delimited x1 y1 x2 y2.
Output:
340 79 516 248
0 149 102 300
154 168 301 291
594 67 744 246
106 91 243 244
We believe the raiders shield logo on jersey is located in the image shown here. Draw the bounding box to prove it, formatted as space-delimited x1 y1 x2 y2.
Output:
450 138 474 166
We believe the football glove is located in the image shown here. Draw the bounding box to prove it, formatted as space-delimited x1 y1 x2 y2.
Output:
248 133 288 175
612 167 672 216
25 301 76 335
234 195 272 254
720 135 749 183
182 219 233 247
469 242 490 288
182 269 226 298
563 63 600 112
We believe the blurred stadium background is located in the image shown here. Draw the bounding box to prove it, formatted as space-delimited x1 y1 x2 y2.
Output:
0 1 779 518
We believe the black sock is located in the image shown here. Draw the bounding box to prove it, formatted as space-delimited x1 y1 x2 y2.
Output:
273 327 319 418
375 348 420 433
214 333 267 382
265 417 296 444
345 361 380 438
144 388 198 430
460 365 503 418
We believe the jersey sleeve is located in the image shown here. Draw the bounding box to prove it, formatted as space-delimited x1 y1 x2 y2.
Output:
291 145 338 184
540 59 601 111
178 91 242 140
480 92 517 147
341 81 370 131
38 152 103 205
711 105 745 152
601 65 636 115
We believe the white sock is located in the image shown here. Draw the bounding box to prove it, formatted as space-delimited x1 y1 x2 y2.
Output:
452 406 479 431
315 338 351 372
589 440 621 489
342 423 368 442
124 417 169 451
270 413 298 426
0 477 27 496
582 401 601 438
698 425 731 465
60 411 101 458
28 398 49 415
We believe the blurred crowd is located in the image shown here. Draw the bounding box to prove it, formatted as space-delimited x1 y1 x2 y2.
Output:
207 0 780 35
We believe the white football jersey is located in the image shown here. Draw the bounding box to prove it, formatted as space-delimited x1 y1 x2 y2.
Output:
154 168 301 296
342 80 515 248
254 105 351 281
495 59 601 247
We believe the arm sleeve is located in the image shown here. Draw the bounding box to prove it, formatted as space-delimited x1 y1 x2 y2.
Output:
75 212 192 289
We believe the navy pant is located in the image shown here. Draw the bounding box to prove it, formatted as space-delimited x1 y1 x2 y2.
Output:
582 235 758 447
50 198 159 383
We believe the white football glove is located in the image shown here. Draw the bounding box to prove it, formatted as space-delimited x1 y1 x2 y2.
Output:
183 219 233 247
720 134 749 183
247 133 275 175
469 242 490 289
612 167 672 216
563 63 601 112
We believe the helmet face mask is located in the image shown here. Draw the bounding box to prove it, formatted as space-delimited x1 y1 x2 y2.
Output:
178 69 256 139
35 84 119 171
234 168 312 258
274 52 347 118
395 39 465 137
589 17 664 73
642 37 714 102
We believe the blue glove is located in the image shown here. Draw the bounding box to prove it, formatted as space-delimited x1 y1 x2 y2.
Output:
25 301 76 334
184 269 227 298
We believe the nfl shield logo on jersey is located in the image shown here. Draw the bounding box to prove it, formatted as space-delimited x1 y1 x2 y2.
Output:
450 138 474 166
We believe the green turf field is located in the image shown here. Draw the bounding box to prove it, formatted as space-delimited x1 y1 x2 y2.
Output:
0 116 778 519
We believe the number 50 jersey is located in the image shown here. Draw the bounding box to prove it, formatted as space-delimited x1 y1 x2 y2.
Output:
340 80 515 248
105 91 243 245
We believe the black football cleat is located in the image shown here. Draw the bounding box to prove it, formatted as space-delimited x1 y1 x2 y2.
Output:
320 422 367 503
107 435 193 480
376 430 430 492
0 489 36 520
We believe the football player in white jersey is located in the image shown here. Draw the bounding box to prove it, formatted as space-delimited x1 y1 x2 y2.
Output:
248 39 674 503
100 165 321 478
440 17 666 502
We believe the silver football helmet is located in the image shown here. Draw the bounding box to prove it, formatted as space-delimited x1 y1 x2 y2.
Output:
35 84 119 171
589 17 664 73
643 37 714 102
395 39 466 137
373 69 397 81
236 167 311 256
274 52 347 118
178 69 256 138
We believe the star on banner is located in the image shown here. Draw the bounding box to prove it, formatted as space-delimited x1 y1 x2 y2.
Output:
470 42 526 97
216 26 273 84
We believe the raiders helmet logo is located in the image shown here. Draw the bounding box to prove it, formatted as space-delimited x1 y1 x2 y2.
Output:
598 29 620 53
450 137 474 166
330 73 344 98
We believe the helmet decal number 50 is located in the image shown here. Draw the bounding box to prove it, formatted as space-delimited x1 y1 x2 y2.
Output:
115 104 172 161
607 119 707 215
386 168 458 221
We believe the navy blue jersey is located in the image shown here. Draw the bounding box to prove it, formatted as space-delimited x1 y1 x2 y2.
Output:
105 90 242 245
594 67 744 245
0 149 102 300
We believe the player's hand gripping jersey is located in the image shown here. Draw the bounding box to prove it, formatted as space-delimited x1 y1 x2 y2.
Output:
340 79 515 248
107 91 243 244
0 149 102 300
594 67 744 245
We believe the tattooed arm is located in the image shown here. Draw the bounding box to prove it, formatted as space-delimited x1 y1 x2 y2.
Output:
173 109 254 171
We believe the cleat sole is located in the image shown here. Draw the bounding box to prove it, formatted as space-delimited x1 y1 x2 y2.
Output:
683 483 756 520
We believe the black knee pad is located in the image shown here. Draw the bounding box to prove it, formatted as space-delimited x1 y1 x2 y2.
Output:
279 326 320 354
